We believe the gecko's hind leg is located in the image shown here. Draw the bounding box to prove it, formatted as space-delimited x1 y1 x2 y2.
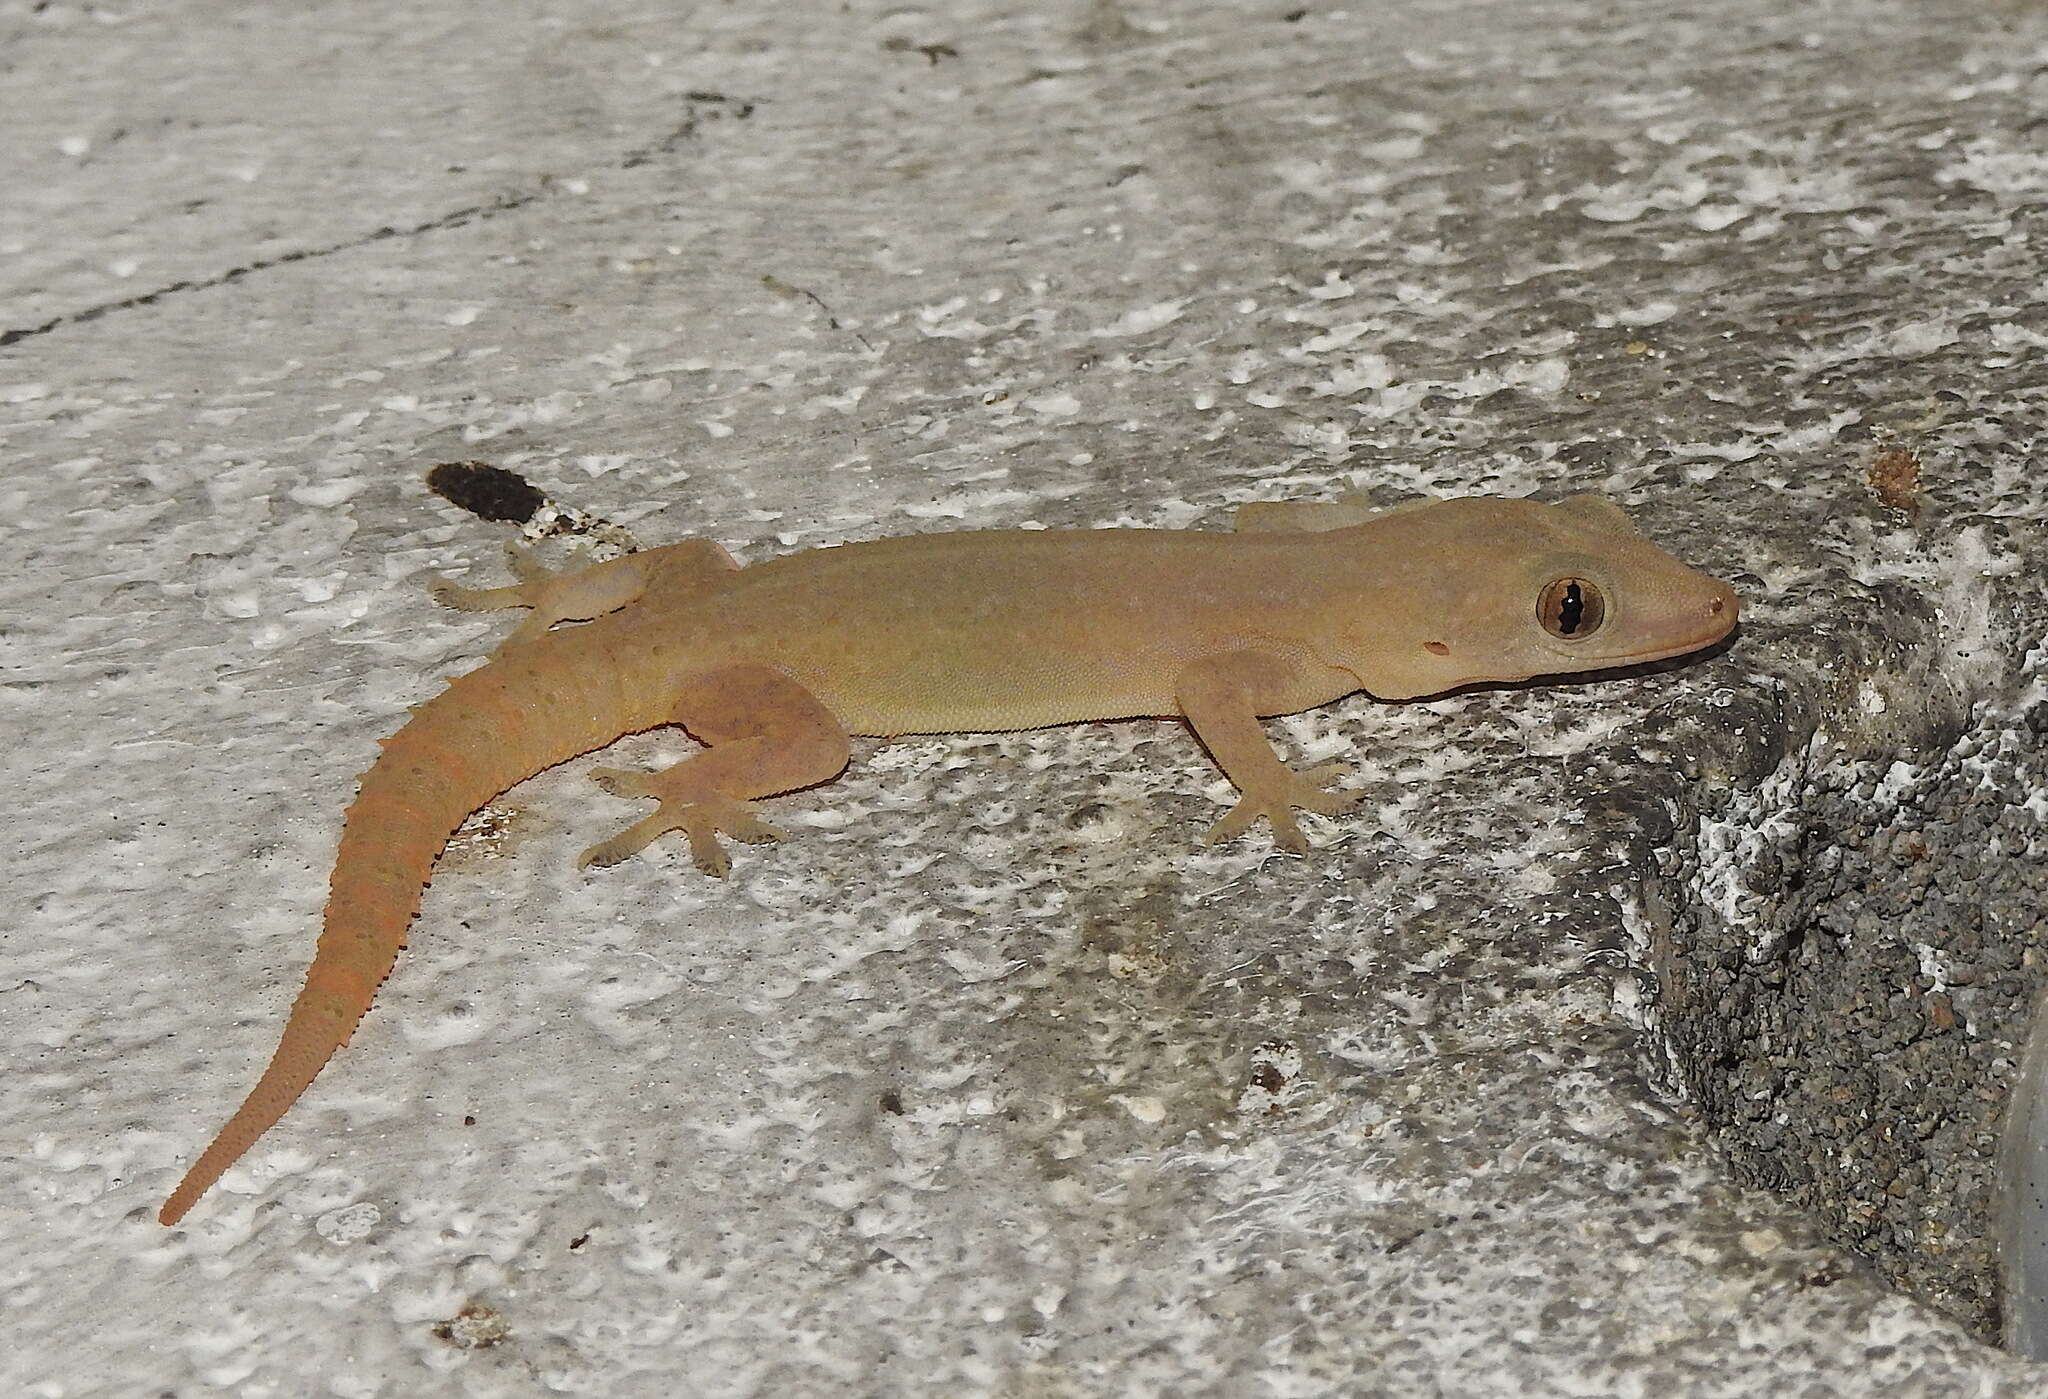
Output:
428 546 652 649
428 538 739 653
579 662 851 877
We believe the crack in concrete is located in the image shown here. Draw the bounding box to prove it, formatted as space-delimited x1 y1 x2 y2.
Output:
0 191 543 350
0 92 759 353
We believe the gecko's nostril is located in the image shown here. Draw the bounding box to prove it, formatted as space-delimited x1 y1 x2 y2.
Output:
1710 596 1726 614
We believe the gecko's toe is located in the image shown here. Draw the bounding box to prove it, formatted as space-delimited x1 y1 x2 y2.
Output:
1304 788 1362 817
684 825 733 878
578 810 678 869
505 541 554 584
1266 808 1309 852
1204 802 1258 846
722 808 787 846
679 802 785 874
1295 765 1360 814
578 833 644 869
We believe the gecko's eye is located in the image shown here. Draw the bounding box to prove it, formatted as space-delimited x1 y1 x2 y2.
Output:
1537 577 1606 640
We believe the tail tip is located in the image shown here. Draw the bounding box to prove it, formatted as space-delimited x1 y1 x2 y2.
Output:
159 1171 208 1227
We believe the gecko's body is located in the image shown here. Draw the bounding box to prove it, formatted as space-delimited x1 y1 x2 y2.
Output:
701 526 1374 731
160 493 1738 1225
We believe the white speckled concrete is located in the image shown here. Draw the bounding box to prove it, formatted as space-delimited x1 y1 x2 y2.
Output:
8 0 2048 1394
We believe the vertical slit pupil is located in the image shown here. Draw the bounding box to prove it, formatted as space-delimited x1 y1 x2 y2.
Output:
1558 582 1584 635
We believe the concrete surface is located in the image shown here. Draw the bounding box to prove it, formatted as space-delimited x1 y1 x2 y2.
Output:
8 0 2048 1394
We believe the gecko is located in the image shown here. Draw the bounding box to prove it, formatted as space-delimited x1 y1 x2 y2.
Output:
158 491 1738 1225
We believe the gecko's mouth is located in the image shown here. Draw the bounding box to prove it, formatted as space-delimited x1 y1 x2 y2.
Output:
1615 625 1738 666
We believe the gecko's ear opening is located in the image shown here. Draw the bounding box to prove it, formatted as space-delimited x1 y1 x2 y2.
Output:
1554 494 1642 536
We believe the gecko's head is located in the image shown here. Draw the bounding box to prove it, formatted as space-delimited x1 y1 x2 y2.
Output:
1354 494 1739 700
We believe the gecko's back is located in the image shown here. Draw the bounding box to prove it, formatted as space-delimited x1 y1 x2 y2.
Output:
690 526 1357 734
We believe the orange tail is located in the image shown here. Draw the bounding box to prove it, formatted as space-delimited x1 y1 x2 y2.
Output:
160 627 668 1225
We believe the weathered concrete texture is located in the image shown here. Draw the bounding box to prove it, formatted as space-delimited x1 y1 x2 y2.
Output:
8 0 2048 1394
1649 683 2048 1338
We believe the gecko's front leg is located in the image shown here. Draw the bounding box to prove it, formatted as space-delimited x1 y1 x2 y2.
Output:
1174 650 1361 852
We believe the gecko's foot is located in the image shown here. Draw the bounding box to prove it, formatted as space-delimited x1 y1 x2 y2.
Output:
427 548 559 654
427 543 554 608
1204 763 1360 853
578 767 786 877
426 575 529 612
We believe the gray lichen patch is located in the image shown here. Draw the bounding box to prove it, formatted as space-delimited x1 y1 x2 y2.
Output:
1646 696 2048 1337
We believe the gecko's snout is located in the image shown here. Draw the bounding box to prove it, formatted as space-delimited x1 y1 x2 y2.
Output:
1699 577 1739 644
1628 572 1739 665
